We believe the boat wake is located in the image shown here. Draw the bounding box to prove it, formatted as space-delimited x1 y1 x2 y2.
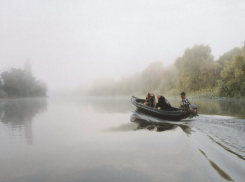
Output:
131 111 245 160
192 115 245 160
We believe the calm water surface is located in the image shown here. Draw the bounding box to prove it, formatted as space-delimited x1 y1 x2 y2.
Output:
0 97 245 182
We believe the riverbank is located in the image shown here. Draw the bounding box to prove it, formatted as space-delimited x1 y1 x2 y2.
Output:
0 95 48 99
84 94 245 100
165 91 245 100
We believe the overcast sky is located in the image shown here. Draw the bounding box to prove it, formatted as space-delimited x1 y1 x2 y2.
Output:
1 0 245 91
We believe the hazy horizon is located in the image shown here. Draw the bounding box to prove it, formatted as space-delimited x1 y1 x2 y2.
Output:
1 0 245 92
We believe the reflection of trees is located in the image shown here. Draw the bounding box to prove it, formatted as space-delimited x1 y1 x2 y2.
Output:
74 97 245 117
195 99 245 118
218 100 245 118
0 98 47 144
169 99 245 118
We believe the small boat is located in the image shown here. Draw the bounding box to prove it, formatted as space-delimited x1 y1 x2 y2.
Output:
131 96 198 121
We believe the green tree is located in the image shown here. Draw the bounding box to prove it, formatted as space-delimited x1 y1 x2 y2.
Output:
199 60 221 89
1 68 47 97
217 47 243 66
174 45 219 92
218 54 245 97
81 44 245 98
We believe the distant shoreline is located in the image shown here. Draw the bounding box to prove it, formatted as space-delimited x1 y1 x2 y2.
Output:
0 95 48 99
1 94 244 100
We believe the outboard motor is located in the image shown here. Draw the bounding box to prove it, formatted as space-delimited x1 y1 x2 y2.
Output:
189 104 198 117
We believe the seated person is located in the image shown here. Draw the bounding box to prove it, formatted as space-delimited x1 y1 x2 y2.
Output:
144 93 156 107
179 92 190 111
156 95 177 111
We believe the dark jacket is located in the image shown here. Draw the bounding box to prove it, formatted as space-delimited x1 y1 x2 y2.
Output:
156 96 173 111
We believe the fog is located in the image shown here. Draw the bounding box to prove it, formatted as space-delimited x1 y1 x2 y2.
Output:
1 0 245 93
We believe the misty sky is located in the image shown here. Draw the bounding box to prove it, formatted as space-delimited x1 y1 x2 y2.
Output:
1 0 245 91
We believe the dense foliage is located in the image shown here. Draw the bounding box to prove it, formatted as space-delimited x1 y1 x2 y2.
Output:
174 45 221 92
0 68 47 97
86 62 177 96
217 47 243 66
218 55 245 97
85 44 245 98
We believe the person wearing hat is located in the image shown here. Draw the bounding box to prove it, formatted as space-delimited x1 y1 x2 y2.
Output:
179 92 190 111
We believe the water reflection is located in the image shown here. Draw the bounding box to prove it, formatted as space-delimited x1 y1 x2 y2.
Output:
70 96 245 119
169 99 245 118
72 97 135 114
128 113 193 136
88 97 134 113
79 165 152 182
131 116 177 132
0 98 47 144
0 97 244 182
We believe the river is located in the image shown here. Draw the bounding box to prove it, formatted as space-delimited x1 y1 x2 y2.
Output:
0 97 244 182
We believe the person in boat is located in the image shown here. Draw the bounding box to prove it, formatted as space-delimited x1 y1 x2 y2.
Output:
156 95 176 111
144 93 156 107
179 92 191 111
144 93 151 106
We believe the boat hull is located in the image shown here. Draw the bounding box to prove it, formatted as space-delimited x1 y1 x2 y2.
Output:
131 96 190 121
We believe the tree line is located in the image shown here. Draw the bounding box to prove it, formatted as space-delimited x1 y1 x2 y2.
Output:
84 44 245 98
0 68 47 97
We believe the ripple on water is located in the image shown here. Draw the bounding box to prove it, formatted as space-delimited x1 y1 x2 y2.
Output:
198 148 233 181
194 115 245 159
